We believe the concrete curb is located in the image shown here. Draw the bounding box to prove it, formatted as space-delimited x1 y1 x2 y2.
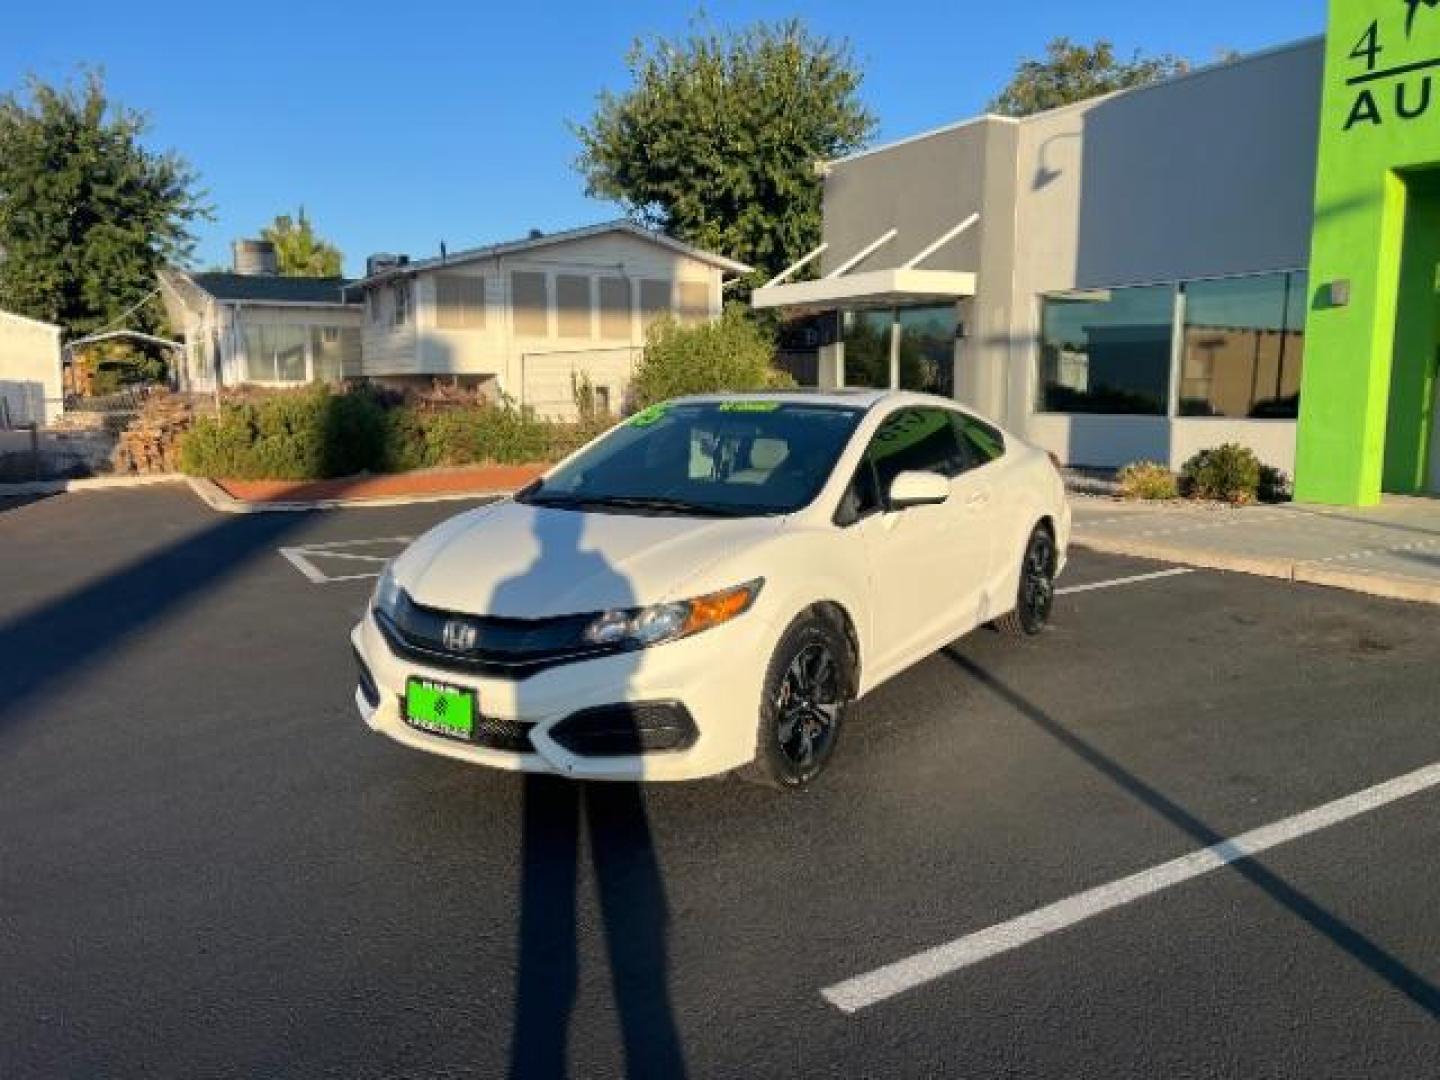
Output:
0 473 186 497
186 476 511 514
1072 533 1440 606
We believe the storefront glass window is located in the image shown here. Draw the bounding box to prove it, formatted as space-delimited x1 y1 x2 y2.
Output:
842 305 955 395
1039 286 1174 415
1180 271 1307 419
898 306 956 396
841 310 891 389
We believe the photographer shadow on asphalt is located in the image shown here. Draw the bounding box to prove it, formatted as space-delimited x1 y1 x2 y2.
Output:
496 507 687 1079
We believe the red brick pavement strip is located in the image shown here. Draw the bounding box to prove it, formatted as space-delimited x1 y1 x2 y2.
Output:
217 464 547 505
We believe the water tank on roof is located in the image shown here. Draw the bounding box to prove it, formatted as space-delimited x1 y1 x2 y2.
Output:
232 239 278 276
366 253 410 277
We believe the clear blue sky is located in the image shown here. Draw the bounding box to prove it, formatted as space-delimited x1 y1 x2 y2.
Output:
1 0 1325 277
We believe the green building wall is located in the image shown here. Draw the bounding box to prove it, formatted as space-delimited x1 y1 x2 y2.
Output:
1295 0 1440 505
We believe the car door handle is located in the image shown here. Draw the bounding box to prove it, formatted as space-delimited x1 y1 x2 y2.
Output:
965 491 990 508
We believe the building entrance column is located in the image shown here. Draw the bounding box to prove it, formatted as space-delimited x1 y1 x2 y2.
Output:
1430 298 1440 494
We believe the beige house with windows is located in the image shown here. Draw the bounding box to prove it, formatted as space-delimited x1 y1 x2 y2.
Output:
350 221 751 417
159 242 363 391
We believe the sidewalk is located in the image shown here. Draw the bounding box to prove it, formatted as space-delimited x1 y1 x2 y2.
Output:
192 464 546 513
1071 496 1440 604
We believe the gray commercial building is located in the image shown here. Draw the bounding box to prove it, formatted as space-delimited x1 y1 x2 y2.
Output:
754 39 1325 475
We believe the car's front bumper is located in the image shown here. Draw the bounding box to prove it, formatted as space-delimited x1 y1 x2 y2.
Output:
351 606 774 781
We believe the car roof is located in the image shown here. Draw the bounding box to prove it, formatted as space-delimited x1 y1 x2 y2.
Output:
672 388 959 411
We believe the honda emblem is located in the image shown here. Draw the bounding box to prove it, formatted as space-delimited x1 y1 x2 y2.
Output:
442 619 478 652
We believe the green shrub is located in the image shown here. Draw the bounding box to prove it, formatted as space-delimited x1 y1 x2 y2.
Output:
180 384 384 480
378 402 565 472
378 405 431 473
1117 460 1179 500
1258 464 1293 504
629 306 794 408
1180 443 1262 504
182 384 603 480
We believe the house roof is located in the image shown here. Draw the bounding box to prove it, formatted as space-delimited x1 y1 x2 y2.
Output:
350 219 753 289
186 272 360 306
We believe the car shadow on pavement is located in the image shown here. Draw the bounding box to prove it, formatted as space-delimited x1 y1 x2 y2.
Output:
943 648 1440 1018
496 506 687 1078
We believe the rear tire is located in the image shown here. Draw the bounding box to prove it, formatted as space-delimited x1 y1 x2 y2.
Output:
739 610 854 789
994 525 1056 637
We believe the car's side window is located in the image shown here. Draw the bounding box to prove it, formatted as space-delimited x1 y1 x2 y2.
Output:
836 408 966 525
951 411 1006 470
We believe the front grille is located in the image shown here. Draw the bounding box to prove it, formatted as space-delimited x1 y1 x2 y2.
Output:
375 593 626 679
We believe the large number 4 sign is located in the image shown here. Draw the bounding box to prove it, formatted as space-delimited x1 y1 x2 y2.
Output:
1351 20 1384 71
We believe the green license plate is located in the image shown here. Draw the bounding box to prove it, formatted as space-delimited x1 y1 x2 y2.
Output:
403 678 476 741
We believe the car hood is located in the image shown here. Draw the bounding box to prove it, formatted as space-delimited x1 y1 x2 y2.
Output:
395 499 787 618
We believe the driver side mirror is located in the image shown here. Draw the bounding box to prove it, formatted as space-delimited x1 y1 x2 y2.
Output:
887 470 950 510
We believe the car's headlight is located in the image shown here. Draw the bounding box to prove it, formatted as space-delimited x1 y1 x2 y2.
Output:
583 579 763 649
372 565 403 619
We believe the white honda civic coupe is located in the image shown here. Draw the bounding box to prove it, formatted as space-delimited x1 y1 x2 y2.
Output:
352 390 1069 788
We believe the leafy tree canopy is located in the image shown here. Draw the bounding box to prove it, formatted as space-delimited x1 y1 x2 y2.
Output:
0 70 208 336
574 17 876 294
261 207 344 278
990 38 1189 117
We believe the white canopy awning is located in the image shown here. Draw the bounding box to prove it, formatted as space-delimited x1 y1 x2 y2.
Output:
750 267 977 313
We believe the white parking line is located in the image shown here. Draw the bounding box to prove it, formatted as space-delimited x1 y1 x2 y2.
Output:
821 758 1440 1014
279 536 414 584
1057 568 1194 595
278 546 331 584
285 535 415 550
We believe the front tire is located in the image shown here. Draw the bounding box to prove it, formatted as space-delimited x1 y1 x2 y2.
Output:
739 610 854 789
995 525 1056 637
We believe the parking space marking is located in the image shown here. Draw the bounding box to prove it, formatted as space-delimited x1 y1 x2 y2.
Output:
279 536 414 584
1057 568 1195 596
821 757 1440 1014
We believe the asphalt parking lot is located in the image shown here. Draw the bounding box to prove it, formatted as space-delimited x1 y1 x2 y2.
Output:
2 483 1439 1078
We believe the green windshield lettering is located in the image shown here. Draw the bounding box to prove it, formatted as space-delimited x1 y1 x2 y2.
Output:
628 404 669 428
718 400 781 413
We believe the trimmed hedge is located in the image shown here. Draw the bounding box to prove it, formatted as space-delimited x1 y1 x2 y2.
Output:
380 405 580 472
180 385 385 480
180 384 605 480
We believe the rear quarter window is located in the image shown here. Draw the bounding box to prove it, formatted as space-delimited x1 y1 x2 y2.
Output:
952 412 1005 466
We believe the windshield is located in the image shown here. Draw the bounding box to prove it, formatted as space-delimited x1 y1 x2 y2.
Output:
520 401 865 517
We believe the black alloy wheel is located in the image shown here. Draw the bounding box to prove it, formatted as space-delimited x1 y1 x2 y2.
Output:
741 611 853 788
996 526 1056 637
774 642 842 775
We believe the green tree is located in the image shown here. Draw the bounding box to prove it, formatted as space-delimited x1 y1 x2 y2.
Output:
261 206 344 277
574 18 875 295
0 70 208 336
990 38 1189 117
